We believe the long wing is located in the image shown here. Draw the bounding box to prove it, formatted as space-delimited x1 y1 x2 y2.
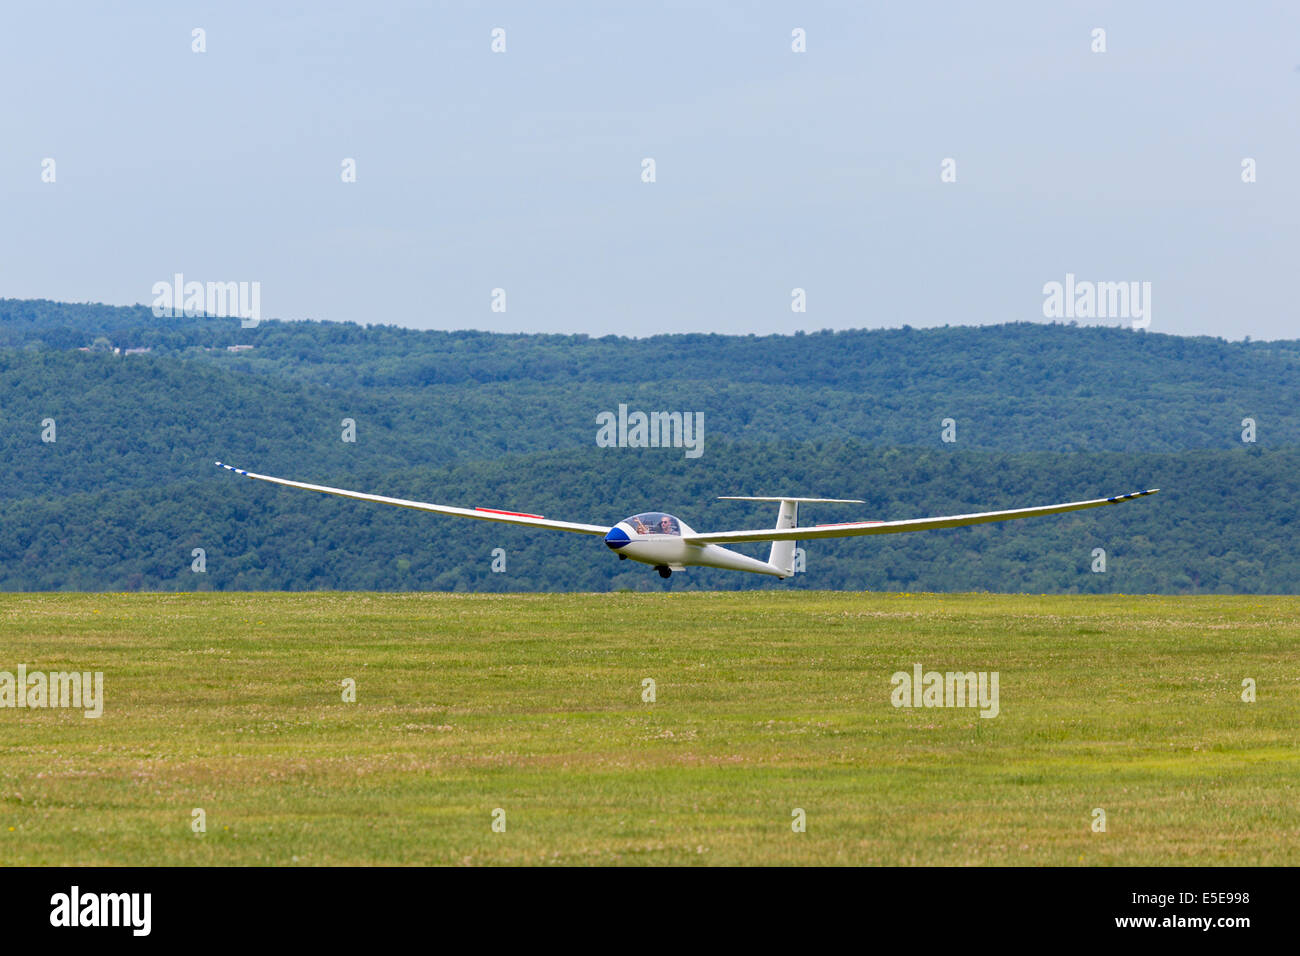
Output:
215 462 610 536
684 489 1158 544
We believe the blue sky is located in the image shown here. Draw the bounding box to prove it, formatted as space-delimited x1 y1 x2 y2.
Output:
3 1 1297 338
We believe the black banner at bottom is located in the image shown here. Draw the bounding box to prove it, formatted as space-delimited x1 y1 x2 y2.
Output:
0 865 1278 942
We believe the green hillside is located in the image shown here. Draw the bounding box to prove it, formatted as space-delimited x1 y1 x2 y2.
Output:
0 298 1293 592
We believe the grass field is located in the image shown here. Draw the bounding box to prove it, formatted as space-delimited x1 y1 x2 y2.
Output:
2 591 1297 865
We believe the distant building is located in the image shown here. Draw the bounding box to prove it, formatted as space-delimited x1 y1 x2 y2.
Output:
124 347 152 355
227 344 255 352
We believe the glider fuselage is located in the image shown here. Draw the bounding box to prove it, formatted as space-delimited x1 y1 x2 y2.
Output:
603 512 784 577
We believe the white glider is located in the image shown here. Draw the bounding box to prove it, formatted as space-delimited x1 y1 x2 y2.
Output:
215 462 1158 579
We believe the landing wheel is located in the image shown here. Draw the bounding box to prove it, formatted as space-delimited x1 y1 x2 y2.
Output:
656 565 672 578
618 554 627 560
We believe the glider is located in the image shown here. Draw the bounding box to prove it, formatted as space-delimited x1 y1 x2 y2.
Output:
215 462 1157 579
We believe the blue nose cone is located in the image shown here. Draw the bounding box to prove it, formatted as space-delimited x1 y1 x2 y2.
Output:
604 526 631 549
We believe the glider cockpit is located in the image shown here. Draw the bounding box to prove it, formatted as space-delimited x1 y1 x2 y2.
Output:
625 512 681 536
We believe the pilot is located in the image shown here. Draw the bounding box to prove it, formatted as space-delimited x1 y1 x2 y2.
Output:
658 515 677 536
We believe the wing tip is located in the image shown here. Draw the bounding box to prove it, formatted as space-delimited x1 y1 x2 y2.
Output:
1107 488 1159 503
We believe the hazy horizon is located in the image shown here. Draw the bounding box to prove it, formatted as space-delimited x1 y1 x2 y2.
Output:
11 296 1297 345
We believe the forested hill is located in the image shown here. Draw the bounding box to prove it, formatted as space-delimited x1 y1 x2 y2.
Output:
0 298 1294 593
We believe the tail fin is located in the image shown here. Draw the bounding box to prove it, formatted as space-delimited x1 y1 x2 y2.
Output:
717 497 864 578
768 500 800 577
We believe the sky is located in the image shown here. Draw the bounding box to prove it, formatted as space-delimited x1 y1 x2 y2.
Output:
2 1 1297 339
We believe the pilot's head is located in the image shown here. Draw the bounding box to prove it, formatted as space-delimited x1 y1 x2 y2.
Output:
659 516 674 534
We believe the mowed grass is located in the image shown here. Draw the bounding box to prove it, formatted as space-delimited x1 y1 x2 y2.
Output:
1 591 1298 866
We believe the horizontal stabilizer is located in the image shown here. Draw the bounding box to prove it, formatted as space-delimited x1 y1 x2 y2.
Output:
718 496 865 503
